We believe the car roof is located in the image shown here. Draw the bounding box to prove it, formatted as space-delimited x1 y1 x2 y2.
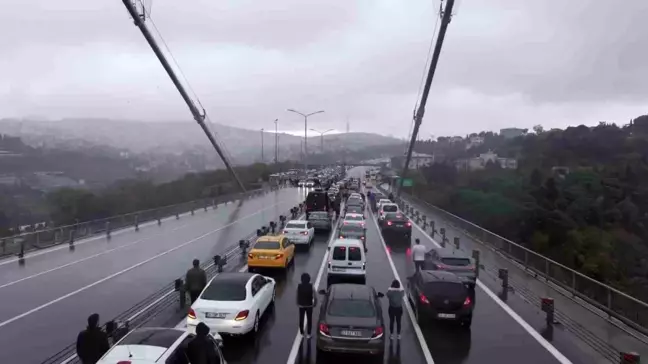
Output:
420 270 463 283
257 234 285 242
344 213 363 217
286 220 307 224
211 272 255 285
329 283 374 300
434 249 471 259
331 238 363 247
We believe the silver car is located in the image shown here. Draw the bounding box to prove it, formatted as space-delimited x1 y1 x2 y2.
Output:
308 211 333 231
423 249 477 288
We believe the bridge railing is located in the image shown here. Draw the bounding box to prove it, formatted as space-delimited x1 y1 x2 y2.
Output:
379 184 648 335
0 187 274 259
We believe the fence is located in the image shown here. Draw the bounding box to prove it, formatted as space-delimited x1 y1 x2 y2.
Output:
0 187 274 258
378 184 648 336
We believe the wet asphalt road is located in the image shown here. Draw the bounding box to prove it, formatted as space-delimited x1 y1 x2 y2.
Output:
0 187 306 364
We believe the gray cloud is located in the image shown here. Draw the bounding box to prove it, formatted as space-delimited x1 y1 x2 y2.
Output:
1 0 646 139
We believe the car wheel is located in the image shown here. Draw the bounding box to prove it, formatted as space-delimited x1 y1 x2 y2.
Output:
253 312 260 334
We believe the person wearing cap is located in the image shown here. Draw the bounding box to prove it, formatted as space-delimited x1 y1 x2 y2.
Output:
187 322 219 364
76 313 109 364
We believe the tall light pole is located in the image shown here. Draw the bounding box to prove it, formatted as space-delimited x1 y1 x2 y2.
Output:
274 119 279 164
287 109 325 174
310 128 335 154
260 128 265 163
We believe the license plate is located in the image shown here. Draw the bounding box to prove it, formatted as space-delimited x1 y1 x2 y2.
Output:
259 256 271 259
340 330 362 337
395 224 403 227
206 312 226 319
437 313 456 319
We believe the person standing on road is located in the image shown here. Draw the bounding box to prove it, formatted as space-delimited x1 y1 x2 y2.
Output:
412 238 427 271
187 322 219 364
386 280 404 340
76 313 110 364
296 272 318 339
186 259 207 304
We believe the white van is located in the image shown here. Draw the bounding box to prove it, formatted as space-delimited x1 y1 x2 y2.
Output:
326 238 366 285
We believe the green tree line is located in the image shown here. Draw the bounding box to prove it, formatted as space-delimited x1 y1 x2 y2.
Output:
409 115 648 300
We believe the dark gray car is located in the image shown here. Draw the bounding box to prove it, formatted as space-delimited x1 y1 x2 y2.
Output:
316 284 385 359
308 211 332 231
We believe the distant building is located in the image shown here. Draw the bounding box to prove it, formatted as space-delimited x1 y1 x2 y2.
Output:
455 150 517 171
500 128 527 139
449 136 463 143
390 152 434 170
466 135 484 149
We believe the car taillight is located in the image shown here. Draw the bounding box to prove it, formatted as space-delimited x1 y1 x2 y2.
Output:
319 323 330 335
360 236 365 240
235 310 249 321
274 254 284 260
406 222 412 227
419 294 430 304
406 248 411 256
387 221 393 226
301 231 309 235
463 296 472 306
248 253 253 259
188 308 196 319
340 235 344 239
372 326 384 338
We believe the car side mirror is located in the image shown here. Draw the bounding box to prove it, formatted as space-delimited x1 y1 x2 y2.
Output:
318 289 326 295
376 292 385 298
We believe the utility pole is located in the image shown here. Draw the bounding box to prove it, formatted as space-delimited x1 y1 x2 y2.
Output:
396 0 455 198
287 109 324 176
121 0 246 192
274 119 278 164
260 128 264 162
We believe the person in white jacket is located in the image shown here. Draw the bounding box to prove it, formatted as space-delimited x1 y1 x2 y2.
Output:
386 280 405 339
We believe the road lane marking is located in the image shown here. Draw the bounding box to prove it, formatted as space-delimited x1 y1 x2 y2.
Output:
408 209 573 364
0 201 293 330
368 208 435 364
285 217 338 364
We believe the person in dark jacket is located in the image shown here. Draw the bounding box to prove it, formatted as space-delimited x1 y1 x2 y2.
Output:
388 192 394 201
296 273 318 339
76 313 110 364
187 322 219 364
386 280 405 340
186 259 207 304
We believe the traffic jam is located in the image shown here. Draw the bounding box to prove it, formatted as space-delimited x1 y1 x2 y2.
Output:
82 166 482 364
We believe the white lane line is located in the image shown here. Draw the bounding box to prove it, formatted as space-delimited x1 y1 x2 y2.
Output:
285 219 338 364
409 216 573 364
0 204 227 267
368 208 435 364
0 201 290 330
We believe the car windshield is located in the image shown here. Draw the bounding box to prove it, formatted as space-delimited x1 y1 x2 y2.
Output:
309 212 329 220
254 241 281 250
383 205 398 212
340 225 364 233
385 213 406 221
285 222 306 229
201 281 247 301
328 299 375 318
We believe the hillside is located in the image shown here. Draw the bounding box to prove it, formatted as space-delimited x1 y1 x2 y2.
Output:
408 115 648 301
0 118 402 165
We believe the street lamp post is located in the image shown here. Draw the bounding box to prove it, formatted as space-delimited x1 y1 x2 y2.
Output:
287 109 325 175
310 128 335 154
260 128 264 162
274 119 278 164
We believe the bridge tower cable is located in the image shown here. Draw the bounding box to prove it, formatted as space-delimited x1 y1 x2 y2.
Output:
396 0 455 198
121 0 246 192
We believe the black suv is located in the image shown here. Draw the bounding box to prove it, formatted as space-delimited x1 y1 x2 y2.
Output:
380 212 411 243
406 270 474 328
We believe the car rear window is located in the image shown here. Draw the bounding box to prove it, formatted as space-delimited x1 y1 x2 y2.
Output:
441 257 472 266
285 222 306 229
309 212 329 220
345 215 362 221
383 205 398 212
332 246 347 260
384 213 406 221
346 206 362 213
328 299 375 318
119 329 183 348
348 246 362 261
201 281 247 301
340 225 364 233
423 282 466 298
254 241 281 250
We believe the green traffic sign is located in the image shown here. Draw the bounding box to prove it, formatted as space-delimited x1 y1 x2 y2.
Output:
399 178 413 187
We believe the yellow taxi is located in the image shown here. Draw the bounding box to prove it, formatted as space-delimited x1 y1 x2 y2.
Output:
247 234 295 272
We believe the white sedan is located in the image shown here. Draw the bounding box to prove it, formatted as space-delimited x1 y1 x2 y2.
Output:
282 220 315 245
187 273 276 336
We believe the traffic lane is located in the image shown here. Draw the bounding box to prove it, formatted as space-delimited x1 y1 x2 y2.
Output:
0 195 300 322
221 231 333 364
402 226 563 364
414 215 621 364
0 203 296 364
299 214 427 364
0 187 303 285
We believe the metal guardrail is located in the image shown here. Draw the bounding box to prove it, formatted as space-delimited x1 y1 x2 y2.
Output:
378 184 648 335
40 201 302 364
0 187 278 258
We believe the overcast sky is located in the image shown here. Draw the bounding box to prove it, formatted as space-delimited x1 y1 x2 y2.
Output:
1 0 647 139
